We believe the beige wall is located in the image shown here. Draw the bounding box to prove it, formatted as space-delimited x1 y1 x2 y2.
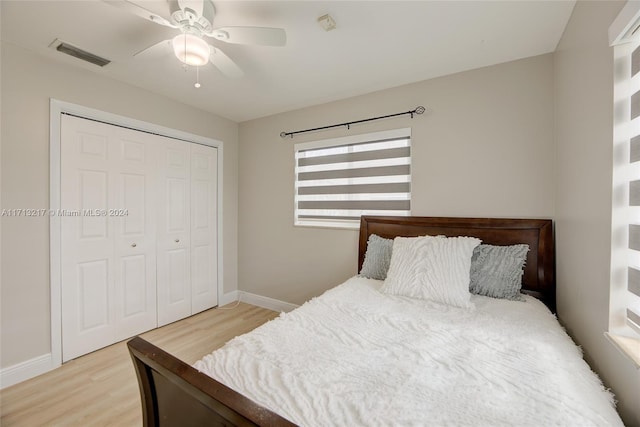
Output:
554 1 640 426
0 41 239 368
238 53 555 304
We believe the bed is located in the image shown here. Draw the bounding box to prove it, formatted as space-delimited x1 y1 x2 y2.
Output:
127 216 623 426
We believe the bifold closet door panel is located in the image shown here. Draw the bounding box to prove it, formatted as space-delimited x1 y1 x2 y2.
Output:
157 137 192 327
113 126 158 341
190 144 218 314
61 115 158 362
61 116 116 362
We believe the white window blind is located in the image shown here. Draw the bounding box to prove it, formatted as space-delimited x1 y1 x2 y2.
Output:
294 128 411 228
611 38 640 337
626 41 640 334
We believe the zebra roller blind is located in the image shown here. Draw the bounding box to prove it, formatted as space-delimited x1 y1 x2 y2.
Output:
295 128 411 228
623 42 640 334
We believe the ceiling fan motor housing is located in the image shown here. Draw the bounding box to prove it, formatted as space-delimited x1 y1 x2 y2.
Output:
169 0 215 34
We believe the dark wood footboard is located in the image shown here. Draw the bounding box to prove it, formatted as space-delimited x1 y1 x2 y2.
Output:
127 336 296 427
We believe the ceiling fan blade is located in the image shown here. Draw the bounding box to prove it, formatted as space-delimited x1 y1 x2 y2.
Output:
209 46 244 78
134 39 172 58
104 0 176 28
209 27 286 47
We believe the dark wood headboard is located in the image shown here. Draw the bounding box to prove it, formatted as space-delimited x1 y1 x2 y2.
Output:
358 216 555 311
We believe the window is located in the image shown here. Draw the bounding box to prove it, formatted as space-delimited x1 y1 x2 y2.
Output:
611 37 640 340
294 128 411 229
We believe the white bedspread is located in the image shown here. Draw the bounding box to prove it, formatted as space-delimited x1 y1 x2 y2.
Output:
194 277 623 426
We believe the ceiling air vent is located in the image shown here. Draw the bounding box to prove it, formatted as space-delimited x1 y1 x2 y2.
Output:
49 39 111 67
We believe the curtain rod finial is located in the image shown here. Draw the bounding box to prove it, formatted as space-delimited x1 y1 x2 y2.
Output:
280 132 287 138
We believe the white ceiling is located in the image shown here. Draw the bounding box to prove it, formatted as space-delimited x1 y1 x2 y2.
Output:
1 1 576 122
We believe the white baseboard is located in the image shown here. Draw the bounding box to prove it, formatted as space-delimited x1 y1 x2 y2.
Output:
0 353 53 389
239 291 299 313
219 290 239 307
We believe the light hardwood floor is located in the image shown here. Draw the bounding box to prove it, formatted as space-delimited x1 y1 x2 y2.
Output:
0 302 278 426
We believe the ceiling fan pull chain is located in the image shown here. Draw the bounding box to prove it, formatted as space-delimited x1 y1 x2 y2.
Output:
183 33 187 63
195 66 201 88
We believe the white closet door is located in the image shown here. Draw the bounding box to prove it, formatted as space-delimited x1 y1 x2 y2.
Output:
61 115 157 361
157 137 192 326
113 127 158 341
61 116 116 362
190 144 218 313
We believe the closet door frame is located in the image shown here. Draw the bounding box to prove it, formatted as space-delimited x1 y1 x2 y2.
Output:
49 99 224 368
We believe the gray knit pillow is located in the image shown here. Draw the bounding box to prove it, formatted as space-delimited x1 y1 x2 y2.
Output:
359 234 393 280
469 244 529 300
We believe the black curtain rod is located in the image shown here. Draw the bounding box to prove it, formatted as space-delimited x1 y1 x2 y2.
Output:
280 106 426 139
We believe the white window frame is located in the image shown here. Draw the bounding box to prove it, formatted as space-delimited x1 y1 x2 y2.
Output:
294 128 411 229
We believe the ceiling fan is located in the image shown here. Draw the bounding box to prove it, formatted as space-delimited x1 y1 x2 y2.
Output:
106 0 286 80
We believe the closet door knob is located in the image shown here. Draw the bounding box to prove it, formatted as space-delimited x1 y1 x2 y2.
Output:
175 239 180 243
131 243 137 248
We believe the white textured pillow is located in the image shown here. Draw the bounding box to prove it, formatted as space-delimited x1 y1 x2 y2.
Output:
381 235 481 308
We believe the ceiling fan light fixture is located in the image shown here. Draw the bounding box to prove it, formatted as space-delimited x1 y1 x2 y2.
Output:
172 33 210 66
